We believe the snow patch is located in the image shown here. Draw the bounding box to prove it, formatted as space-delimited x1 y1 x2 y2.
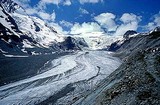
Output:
0 49 8 53
3 54 28 57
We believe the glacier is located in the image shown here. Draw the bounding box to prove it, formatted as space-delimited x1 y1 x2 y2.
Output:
0 51 121 105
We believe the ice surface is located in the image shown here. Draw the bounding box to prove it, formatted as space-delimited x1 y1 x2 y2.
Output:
0 51 121 104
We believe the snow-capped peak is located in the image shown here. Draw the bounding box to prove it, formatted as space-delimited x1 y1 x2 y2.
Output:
72 32 123 50
150 26 160 34
0 0 26 15
0 0 65 48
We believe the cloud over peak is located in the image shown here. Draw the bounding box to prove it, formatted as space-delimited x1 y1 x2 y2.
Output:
120 13 141 24
70 22 103 35
94 13 117 31
37 0 72 9
60 20 73 28
69 12 142 36
145 11 160 31
37 11 55 21
114 13 141 36
79 0 103 4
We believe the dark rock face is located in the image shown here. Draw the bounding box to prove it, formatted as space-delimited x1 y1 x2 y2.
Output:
108 40 121 51
150 26 160 38
151 26 160 33
64 36 76 50
108 30 137 52
58 36 88 50
0 5 21 33
0 23 22 54
34 22 41 32
123 30 137 39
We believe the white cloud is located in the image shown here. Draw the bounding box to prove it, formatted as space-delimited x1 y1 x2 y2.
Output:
70 13 141 36
114 13 141 36
52 0 61 5
79 7 89 14
120 13 141 24
60 20 73 28
38 0 71 7
63 0 72 6
70 22 104 36
14 0 31 8
79 0 103 4
15 0 57 22
145 22 155 31
41 0 60 5
13 0 144 36
25 8 37 15
50 11 56 21
114 22 139 36
38 11 56 21
94 13 117 31
154 15 160 26
145 11 160 31
48 22 69 34
38 12 51 20
14 0 30 3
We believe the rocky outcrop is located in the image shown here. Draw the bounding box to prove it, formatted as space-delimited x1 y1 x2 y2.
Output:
108 30 138 52
123 30 137 39
108 40 122 51
58 36 88 50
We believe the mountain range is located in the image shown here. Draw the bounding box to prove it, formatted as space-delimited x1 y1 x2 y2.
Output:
0 0 160 105
0 0 89 57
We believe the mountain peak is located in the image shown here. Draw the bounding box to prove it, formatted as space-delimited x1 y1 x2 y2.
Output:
1 0 19 13
123 30 137 39
153 26 160 32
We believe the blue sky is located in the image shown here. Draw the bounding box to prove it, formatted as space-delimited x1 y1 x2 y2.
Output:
15 0 160 36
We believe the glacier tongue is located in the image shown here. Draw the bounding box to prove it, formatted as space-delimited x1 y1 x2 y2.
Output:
0 51 121 105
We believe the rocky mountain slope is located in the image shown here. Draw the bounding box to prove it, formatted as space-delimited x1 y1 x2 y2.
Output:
0 0 88 57
78 27 160 105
